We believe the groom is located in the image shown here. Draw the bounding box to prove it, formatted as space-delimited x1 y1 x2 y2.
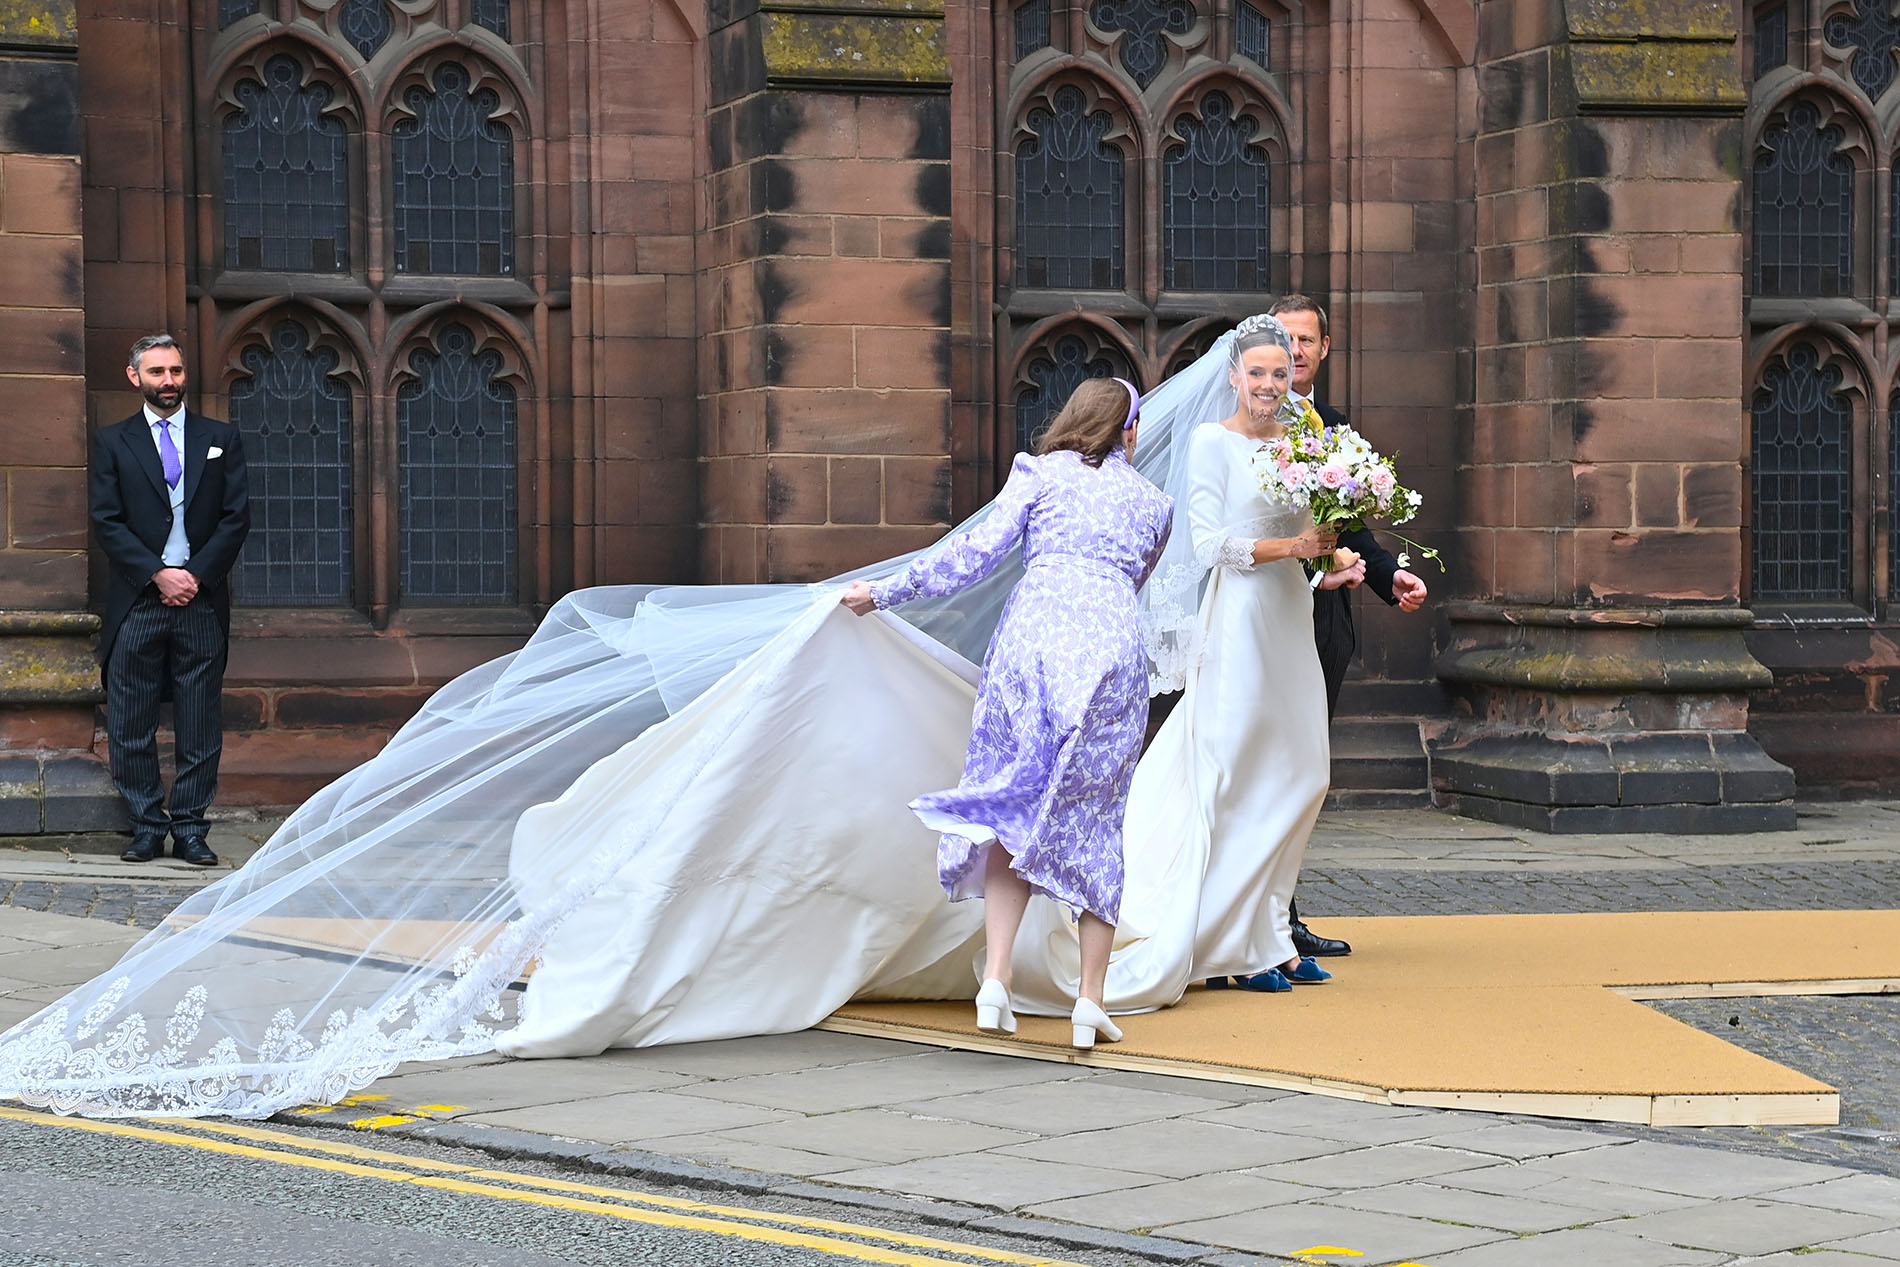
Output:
1269 295 1429 957
90 334 251 865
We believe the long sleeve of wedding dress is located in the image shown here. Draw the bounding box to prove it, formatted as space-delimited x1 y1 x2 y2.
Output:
1187 425 1257 573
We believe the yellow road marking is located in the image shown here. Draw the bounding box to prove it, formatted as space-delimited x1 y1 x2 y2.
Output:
0 1108 1086 1267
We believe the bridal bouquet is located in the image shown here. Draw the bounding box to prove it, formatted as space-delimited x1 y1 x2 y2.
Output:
1249 399 1442 572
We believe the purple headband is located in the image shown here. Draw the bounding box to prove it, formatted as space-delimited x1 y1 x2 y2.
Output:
1112 377 1140 429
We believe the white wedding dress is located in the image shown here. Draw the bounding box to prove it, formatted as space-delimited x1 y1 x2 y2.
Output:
0 322 1328 1117
507 419 1331 1046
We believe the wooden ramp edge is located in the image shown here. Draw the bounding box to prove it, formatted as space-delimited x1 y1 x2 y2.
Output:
812 1013 1838 1128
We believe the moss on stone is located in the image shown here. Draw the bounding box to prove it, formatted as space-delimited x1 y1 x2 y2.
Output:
1565 0 1734 42
1569 41 1745 114
0 636 103 705
0 1 77 45
760 10 948 87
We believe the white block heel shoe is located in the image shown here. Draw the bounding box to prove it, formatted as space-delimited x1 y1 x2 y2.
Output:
1070 998 1122 1049
975 979 1016 1035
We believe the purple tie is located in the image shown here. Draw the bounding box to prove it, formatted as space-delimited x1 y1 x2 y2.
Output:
158 418 182 489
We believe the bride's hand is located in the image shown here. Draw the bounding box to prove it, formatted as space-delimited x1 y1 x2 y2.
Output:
840 582 878 615
1290 525 1337 559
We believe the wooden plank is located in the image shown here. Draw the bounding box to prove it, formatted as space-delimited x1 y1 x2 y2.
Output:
1613 978 1900 1000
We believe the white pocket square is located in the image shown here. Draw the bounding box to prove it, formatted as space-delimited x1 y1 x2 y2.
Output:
207 447 224 459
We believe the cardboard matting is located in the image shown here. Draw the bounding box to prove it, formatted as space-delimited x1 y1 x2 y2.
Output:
821 910 1900 1126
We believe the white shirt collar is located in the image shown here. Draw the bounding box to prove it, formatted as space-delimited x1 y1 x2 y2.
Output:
143 403 185 429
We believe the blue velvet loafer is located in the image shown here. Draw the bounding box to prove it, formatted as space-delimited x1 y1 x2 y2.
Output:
1204 976 1232 990
1285 956 1332 984
1235 968 1292 993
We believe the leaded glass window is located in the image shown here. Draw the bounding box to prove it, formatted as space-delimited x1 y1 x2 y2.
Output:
1236 2 1269 69
1751 343 1853 602
1015 0 1053 61
220 0 259 26
340 0 394 60
1751 102 1853 297
471 0 511 40
1014 334 1131 452
1089 0 1195 88
398 325 517 603
223 57 350 273
1016 87 1124 289
1164 93 1270 290
392 64 515 276
230 322 354 606
1824 0 1900 101
1755 3 1788 79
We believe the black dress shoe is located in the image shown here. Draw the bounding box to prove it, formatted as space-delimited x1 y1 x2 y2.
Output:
171 835 219 867
1291 920 1352 957
121 835 165 863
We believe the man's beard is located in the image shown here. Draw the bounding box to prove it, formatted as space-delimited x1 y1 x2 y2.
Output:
142 384 184 412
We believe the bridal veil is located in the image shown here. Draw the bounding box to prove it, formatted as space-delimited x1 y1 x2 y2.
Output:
0 324 1255 1118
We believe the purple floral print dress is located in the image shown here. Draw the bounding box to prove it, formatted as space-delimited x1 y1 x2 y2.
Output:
870 449 1174 924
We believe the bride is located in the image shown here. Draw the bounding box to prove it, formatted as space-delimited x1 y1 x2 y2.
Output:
0 315 1347 1118
1004 313 1357 1015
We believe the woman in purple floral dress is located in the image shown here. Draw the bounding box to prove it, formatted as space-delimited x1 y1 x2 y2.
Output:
842 378 1173 1048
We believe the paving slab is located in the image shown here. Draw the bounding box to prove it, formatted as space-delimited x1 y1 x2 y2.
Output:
1428 1121 1633 1159
1770 1172 1900 1218
1250 1142 1498 1188
1819 1225 1900 1258
1742 1253 1900 1267
361 1053 700 1115
624 1131 864 1177
897 1075 1234 1134
994 1116 1345 1178
694 1106 1035 1165
1616 1196 1894 1254
1319 1179 1605 1234
1083 1070 1293 1103
1194 1100 1495 1146
597 1029 936 1080
1437 1169 1707 1215
460 1088 798 1146
682 1049 1081 1114
1158 1198 1509 1263
1424 1226 1728 1266
1521 1138 1853 1198
817 1152 1159 1208
1023 1170 1321 1230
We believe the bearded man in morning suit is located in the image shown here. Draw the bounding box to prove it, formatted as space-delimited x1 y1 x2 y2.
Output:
1267 295 1430 958
90 335 250 866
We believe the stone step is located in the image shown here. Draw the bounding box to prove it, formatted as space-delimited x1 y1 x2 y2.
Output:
1328 717 1430 791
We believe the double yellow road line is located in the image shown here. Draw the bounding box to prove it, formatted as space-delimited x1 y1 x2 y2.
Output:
0 1106 1090 1266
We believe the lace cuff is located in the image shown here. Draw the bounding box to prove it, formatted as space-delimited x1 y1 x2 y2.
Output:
1212 536 1256 571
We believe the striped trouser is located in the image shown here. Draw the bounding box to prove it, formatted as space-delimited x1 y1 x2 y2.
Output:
105 588 229 837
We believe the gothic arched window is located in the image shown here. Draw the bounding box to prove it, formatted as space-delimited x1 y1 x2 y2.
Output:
230 321 355 606
1016 86 1125 290
392 63 515 276
997 0 1291 470
1163 91 1271 291
397 324 519 603
1751 101 1854 297
1750 342 1853 603
222 56 350 272
1013 329 1134 452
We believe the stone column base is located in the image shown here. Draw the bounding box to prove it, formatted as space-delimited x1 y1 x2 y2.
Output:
1432 603 1795 833
0 612 127 835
